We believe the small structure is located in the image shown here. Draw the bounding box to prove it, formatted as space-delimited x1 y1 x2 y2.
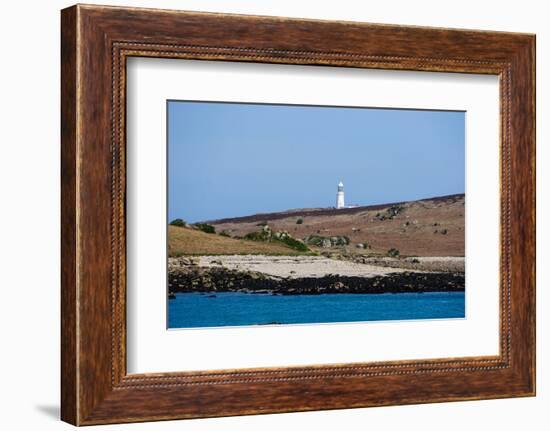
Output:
336 181 345 209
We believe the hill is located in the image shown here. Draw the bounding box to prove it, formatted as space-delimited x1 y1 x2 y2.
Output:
168 225 308 256
206 194 465 257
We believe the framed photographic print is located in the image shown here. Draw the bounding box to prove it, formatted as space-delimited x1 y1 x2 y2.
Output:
61 4 536 425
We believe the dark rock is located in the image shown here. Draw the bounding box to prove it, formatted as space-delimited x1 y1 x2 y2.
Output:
168 266 464 296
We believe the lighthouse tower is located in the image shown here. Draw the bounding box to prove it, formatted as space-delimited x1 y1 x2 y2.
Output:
336 181 345 209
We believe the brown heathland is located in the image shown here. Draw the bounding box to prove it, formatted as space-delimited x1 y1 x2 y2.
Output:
207 194 465 257
168 225 306 256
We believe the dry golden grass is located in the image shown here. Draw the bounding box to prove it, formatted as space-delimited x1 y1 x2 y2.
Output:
168 225 305 256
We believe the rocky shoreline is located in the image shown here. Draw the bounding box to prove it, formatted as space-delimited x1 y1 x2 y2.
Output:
348 256 465 273
168 264 464 296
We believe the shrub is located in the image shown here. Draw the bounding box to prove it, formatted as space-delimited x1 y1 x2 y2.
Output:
169 218 186 227
279 236 309 252
340 236 351 246
195 223 216 234
387 248 400 258
296 218 304 225
244 227 309 252
244 227 271 242
219 231 231 237
304 235 332 248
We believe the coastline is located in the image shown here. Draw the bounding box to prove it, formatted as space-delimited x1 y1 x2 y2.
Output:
168 255 464 296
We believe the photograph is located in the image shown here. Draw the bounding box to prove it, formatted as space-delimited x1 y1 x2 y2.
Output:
167 101 466 328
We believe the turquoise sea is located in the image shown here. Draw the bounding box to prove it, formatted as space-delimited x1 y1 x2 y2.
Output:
168 291 465 329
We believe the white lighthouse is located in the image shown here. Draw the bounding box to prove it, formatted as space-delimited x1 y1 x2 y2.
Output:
336 181 345 209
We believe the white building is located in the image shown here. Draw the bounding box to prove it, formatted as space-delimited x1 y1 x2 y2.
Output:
336 181 345 209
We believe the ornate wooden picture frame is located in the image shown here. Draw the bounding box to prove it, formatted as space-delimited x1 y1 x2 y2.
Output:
61 4 535 425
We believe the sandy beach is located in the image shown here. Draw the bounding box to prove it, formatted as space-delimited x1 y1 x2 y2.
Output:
194 255 407 279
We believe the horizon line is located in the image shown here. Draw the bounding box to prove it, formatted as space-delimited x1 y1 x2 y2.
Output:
180 192 465 225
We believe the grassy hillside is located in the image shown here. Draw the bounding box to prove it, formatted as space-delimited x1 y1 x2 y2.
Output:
207 194 465 257
168 225 307 256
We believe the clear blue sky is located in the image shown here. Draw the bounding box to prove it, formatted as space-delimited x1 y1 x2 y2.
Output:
168 101 464 223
